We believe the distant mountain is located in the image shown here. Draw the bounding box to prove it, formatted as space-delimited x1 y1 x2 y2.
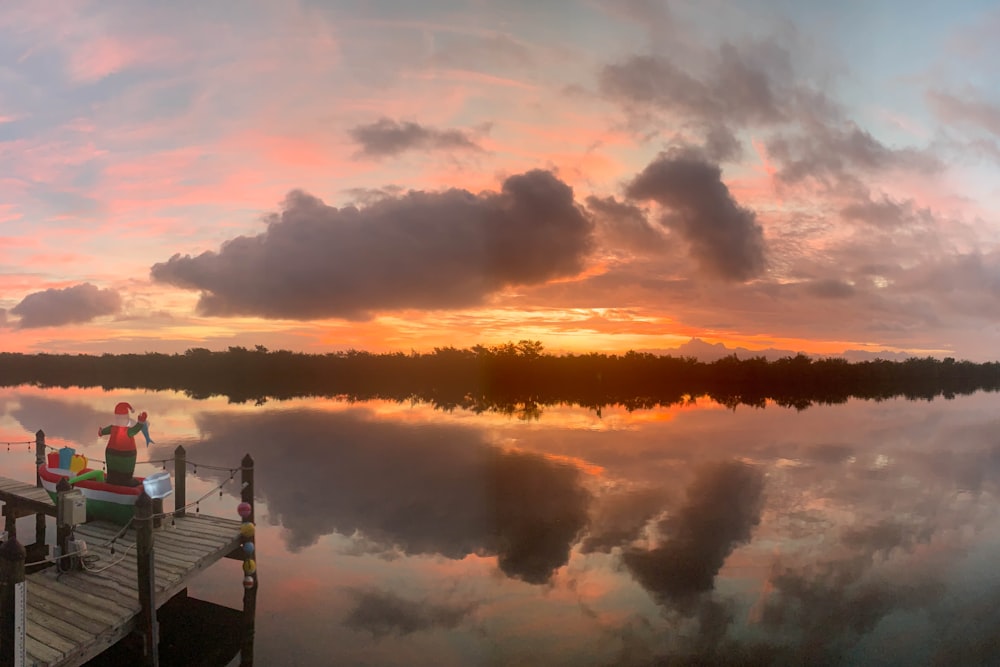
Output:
650 338 915 363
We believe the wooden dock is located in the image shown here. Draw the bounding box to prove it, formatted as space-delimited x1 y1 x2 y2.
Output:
21 513 242 667
0 433 257 667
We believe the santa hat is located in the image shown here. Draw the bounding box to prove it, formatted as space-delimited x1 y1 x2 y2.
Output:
114 402 133 415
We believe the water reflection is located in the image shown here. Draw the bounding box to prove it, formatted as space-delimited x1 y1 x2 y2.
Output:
5 386 1000 664
164 408 591 583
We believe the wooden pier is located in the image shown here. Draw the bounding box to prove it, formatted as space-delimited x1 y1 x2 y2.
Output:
0 432 257 667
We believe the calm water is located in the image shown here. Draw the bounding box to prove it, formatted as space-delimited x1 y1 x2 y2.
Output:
3 385 1000 665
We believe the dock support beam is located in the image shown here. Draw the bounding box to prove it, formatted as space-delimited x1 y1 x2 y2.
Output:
173 445 186 518
240 453 256 667
0 537 26 667
135 491 160 667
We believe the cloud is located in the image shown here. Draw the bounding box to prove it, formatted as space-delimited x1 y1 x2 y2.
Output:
839 194 927 228
625 151 766 281
599 45 788 129
622 461 765 607
926 89 1000 137
150 171 594 319
10 283 121 328
585 195 667 254
803 278 855 299
348 118 483 158
342 588 477 638
0 309 6 326
162 408 590 583
766 122 941 189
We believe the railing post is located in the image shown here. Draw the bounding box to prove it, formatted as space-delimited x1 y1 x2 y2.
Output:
173 446 186 518
55 478 71 571
135 491 159 667
240 454 256 667
34 431 45 554
0 536 26 667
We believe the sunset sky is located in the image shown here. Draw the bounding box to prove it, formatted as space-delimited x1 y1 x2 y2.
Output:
3 1 1000 359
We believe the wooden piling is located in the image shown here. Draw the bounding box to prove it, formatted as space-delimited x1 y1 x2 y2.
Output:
240 453 256 667
55 478 71 572
135 490 160 667
174 445 186 518
0 536 26 667
33 431 45 550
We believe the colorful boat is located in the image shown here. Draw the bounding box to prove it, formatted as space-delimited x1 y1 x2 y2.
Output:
38 463 165 525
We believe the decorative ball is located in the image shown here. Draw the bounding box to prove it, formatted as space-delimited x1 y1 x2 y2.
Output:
243 541 255 555
237 502 252 518
243 575 254 589
243 558 256 575
240 522 255 538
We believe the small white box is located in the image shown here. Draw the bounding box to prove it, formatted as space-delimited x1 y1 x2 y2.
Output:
59 489 87 526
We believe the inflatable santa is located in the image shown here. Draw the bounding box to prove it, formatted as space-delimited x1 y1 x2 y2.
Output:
98 402 150 486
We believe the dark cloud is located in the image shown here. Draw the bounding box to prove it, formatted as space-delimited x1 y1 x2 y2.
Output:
159 408 590 583
150 171 594 319
623 461 764 607
348 117 483 158
599 45 787 129
926 89 1000 137
804 278 855 299
0 309 6 326
584 195 667 254
10 283 121 329
342 588 476 639
625 151 766 281
839 193 934 229
766 122 941 188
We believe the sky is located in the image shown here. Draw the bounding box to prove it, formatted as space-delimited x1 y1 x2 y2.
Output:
3 1 1000 360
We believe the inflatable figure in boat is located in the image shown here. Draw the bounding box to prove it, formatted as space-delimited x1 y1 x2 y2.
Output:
38 402 163 525
99 401 152 486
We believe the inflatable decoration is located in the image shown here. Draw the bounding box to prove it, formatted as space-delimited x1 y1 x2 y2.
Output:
98 402 150 486
37 403 162 525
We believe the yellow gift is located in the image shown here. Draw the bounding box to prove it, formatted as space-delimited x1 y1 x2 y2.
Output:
69 454 88 473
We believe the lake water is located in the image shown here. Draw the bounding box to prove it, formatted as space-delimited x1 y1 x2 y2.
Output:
2 385 1000 665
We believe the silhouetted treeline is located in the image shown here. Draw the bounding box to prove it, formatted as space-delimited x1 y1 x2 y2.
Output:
1 341 999 414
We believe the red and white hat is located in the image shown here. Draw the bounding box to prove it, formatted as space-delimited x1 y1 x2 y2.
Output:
114 402 133 415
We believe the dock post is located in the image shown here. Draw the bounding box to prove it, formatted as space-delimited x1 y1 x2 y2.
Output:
33 431 46 558
240 453 256 667
0 536 26 667
135 491 160 667
173 445 186 518
55 478 71 570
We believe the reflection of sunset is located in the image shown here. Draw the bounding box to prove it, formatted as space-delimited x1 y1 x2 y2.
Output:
6 383 1000 662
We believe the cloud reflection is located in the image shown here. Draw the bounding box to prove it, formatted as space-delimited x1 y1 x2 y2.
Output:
176 408 591 583
622 461 765 607
342 588 477 638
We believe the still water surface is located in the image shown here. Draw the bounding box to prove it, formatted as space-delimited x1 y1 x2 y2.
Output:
2 385 999 665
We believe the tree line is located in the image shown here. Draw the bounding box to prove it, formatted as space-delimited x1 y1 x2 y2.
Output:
1 341 998 415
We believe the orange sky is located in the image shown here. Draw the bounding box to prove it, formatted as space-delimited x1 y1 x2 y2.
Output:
2 2 1000 360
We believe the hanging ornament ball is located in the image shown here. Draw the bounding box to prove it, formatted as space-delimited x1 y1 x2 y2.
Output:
243 558 256 575
237 502 252 518
240 522 255 539
243 575 254 589
243 541 255 555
